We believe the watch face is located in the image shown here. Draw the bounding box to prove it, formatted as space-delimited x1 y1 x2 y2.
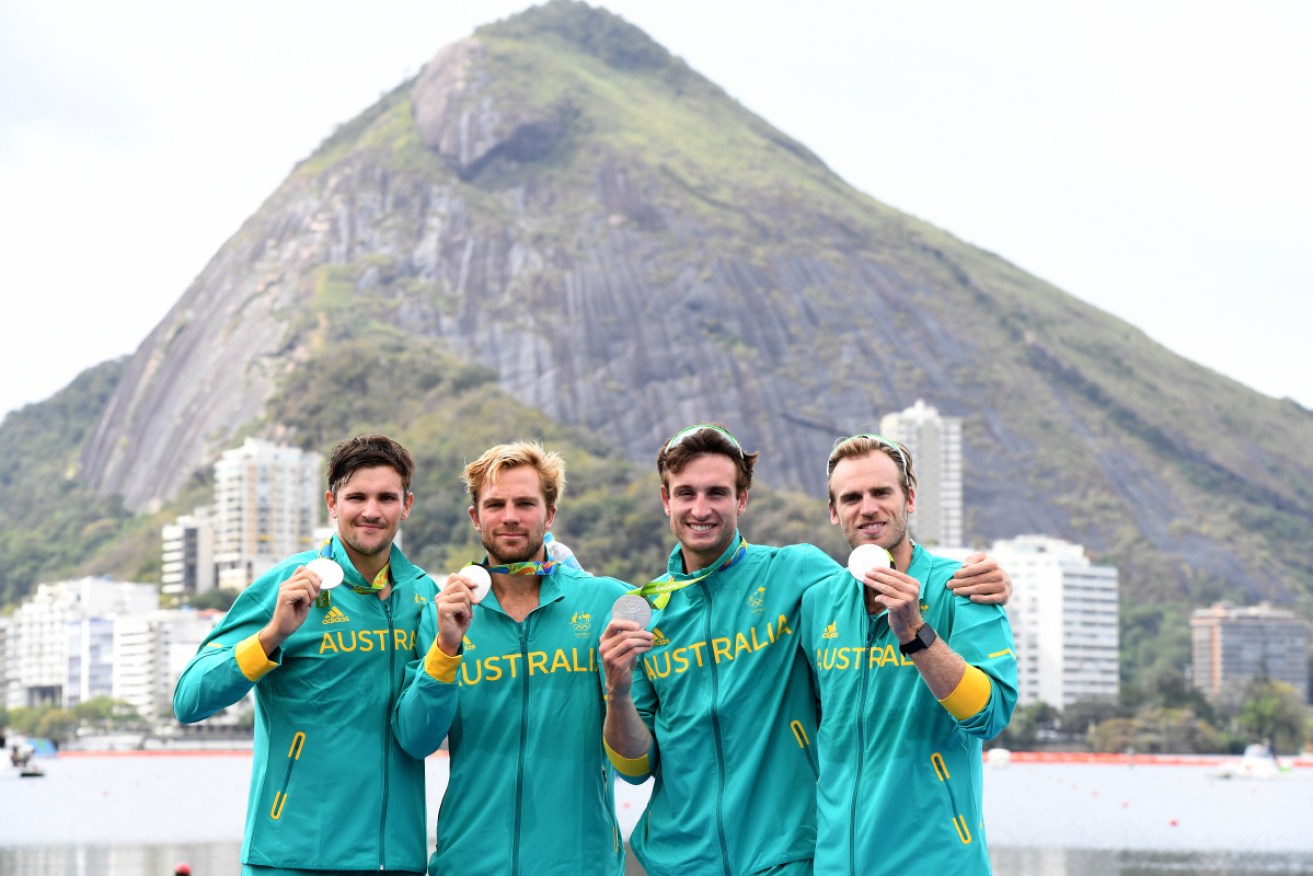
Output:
900 623 936 655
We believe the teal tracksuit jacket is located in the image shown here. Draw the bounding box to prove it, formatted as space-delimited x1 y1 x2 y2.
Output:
799 544 1018 875
173 537 444 874
613 533 838 876
398 564 632 876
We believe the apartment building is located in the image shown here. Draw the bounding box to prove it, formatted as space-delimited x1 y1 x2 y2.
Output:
879 399 963 548
1191 602 1309 703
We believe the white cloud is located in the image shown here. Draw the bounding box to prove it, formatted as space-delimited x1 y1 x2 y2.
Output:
1 0 1308 422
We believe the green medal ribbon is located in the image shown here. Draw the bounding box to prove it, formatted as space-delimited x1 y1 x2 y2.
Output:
320 538 390 594
629 537 749 609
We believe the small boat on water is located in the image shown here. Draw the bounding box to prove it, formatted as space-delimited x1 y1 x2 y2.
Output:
1214 743 1293 780
6 735 54 778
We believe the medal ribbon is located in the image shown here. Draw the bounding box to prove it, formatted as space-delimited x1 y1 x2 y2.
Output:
481 559 562 576
628 537 749 609
320 539 390 594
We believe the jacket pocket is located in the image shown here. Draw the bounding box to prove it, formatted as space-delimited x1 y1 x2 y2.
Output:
930 751 972 845
791 719 819 779
270 731 306 821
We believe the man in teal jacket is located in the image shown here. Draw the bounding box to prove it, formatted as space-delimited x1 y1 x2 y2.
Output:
398 441 631 876
800 434 1018 874
600 425 1012 876
174 434 447 875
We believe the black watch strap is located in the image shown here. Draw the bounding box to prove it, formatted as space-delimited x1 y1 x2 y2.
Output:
898 623 937 655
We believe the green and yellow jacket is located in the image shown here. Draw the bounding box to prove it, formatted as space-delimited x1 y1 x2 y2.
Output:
173 537 443 874
799 543 1018 875
610 533 836 876
400 564 632 876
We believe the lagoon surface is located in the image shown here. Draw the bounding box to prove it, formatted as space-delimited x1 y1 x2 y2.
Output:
3 754 1312 875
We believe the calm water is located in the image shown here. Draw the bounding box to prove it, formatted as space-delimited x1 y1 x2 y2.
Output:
3 755 1312 874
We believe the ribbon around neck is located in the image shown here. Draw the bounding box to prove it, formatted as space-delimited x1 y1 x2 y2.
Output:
628 537 749 610
320 539 390 594
481 558 562 577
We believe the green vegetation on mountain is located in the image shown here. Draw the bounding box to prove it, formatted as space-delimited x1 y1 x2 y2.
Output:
0 363 131 604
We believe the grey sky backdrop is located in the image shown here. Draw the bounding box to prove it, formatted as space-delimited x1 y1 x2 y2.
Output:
2 1 1310 422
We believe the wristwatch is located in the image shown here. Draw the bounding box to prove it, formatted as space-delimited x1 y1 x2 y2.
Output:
898 623 937 656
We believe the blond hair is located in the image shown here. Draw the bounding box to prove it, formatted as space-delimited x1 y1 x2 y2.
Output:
462 441 566 507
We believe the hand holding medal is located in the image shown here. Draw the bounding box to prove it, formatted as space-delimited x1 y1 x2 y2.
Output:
457 564 492 604
847 543 893 582
305 557 344 590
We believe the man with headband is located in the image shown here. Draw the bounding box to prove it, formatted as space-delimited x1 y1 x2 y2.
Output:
398 441 632 875
802 434 1017 873
600 424 1011 875
174 433 446 875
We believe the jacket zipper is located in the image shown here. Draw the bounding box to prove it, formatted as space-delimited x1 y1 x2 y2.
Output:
849 612 878 876
378 593 396 870
270 730 306 821
700 580 733 876
931 751 972 844
512 619 532 876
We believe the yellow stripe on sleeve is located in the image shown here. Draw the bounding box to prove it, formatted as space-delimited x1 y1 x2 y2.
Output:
938 665 992 720
235 633 278 682
424 643 462 684
604 739 651 778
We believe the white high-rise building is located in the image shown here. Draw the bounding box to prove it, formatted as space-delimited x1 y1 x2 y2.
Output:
0 617 14 711
880 399 963 547
113 608 221 724
162 510 216 597
6 577 159 709
986 535 1120 709
214 438 322 590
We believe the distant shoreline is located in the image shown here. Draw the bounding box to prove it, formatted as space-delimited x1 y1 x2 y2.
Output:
52 748 1313 767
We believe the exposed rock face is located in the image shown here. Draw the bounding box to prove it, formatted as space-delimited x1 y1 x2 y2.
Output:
78 1 1312 601
414 39 569 181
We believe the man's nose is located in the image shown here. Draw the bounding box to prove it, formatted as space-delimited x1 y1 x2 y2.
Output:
690 494 715 518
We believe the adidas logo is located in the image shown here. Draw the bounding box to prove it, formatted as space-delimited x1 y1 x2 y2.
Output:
822 622 838 639
322 606 350 625
462 635 476 651
651 628 671 647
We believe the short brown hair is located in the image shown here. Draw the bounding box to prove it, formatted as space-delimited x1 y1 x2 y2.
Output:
327 433 415 495
656 423 758 495
462 441 566 508
824 434 916 502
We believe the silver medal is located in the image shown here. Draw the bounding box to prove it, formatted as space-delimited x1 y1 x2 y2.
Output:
306 557 345 590
459 564 492 604
847 543 893 582
611 594 653 628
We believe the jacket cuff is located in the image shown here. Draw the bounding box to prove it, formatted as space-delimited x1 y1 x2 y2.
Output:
604 739 651 779
424 643 462 684
235 634 278 682
939 665 992 720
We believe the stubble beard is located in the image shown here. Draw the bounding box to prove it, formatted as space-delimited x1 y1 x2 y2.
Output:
485 532 545 565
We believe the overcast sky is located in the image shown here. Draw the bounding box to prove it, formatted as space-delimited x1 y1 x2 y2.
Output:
2 1 1309 422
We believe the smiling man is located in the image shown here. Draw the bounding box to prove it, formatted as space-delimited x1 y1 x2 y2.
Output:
398 441 632 876
174 434 446 876
800 434 1017 874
